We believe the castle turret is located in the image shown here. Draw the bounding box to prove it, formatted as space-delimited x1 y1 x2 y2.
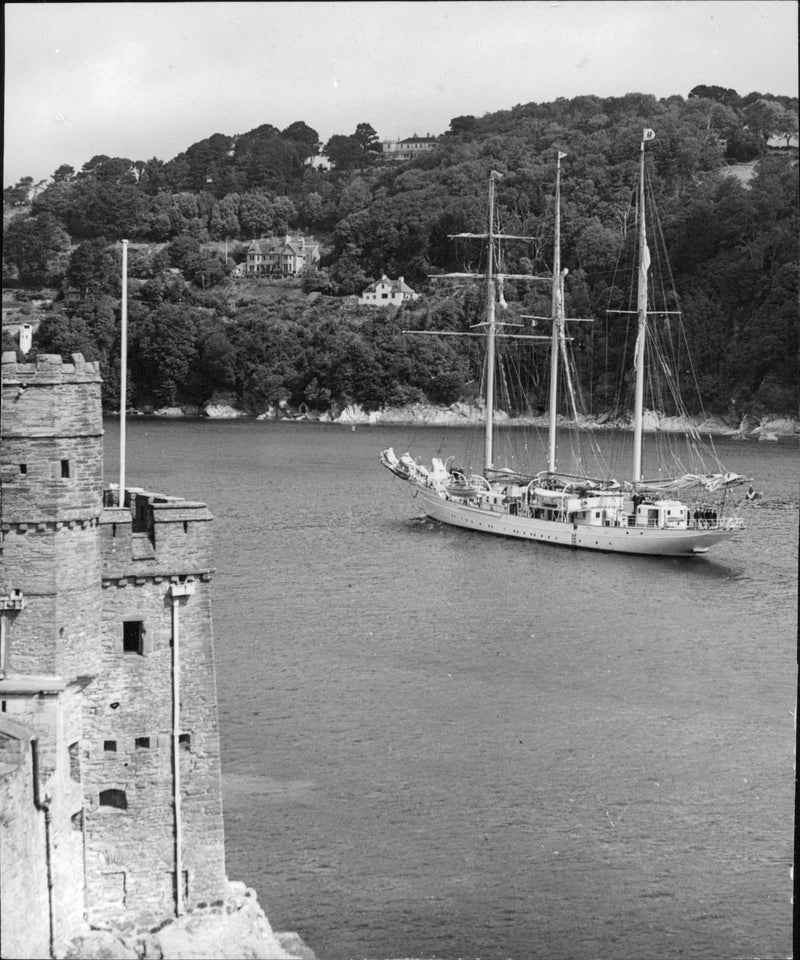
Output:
1 352 104 679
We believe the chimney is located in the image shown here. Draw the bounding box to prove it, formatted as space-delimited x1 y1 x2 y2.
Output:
19 323 33 355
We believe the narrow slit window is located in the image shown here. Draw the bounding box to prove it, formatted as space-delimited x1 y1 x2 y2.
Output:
61 459 71 478
69 741 81 780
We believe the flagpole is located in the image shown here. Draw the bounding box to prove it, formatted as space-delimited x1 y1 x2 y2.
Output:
119 239 128 506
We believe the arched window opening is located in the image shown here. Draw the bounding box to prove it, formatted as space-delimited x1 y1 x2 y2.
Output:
99 788 127 810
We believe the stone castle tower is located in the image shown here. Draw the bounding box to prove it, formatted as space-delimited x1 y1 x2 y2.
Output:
0 352 228 956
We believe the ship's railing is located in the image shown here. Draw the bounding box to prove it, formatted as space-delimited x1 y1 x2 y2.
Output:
688 516 745 530
717 517 746 530
621 515 662 529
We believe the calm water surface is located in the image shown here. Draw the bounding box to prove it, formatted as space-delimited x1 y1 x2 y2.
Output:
104 419 796 960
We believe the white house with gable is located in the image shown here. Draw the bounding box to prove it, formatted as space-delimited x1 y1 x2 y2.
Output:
359 275 420 306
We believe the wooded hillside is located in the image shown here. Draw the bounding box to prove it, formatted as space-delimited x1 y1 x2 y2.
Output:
3 87 798 418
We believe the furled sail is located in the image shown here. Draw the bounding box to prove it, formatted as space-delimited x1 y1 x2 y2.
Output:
635 473 748 493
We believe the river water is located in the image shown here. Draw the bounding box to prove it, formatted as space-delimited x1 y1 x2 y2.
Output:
103 419 796 960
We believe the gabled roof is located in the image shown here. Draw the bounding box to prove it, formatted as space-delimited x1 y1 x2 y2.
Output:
362 274 417 295
401 133 437 144
247 236 319 257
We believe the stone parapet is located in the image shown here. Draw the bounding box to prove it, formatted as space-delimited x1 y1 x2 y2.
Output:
99 489 214 582
1 353 103 439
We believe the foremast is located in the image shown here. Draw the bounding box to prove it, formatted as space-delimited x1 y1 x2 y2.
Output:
428 170 549 476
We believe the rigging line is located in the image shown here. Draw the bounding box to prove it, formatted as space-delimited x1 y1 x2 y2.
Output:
644 175 724 472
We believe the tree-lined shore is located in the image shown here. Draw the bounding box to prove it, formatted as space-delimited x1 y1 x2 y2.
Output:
3 87 797 422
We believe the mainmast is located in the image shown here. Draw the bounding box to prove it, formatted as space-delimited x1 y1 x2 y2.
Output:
547 152 566 473
632 130 654 483
484 171 500 471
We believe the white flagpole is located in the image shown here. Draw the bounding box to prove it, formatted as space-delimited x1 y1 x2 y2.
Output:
119 239 128 506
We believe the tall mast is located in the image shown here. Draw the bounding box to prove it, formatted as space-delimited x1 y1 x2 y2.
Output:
632 130 652 483
484 171 499 471
548 152 565 473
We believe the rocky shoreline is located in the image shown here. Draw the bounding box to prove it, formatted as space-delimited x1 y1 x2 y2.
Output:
62 881 315 960
123 399 799 440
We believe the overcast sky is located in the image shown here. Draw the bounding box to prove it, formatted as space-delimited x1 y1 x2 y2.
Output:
4 0 798 186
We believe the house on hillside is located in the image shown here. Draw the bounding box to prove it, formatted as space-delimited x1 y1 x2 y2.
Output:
767 133 799 151
359 275 420 306
59 284 87 310
245 235 320 277
380 134 438 160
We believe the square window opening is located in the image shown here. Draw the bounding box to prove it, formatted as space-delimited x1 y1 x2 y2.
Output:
19 464 27 475
123 621 144 654
178 733 191 752
135 737 151 750
104 740 117 752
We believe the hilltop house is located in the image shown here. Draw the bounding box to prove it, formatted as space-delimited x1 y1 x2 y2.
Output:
380 134 438 160
245 235 320 277
359 275 420 306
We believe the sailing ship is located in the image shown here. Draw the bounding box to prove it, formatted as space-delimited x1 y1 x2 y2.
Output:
380 131 748 556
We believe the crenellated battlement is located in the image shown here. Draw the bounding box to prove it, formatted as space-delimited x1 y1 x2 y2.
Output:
1 351 102 384
1 352 103 447
99 486 214 580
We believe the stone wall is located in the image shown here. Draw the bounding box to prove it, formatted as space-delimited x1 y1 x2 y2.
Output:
0 682 89 955
84 568 226 925
0 719 51 960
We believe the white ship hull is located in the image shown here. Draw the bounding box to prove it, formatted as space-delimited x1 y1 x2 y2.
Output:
409 479 739 557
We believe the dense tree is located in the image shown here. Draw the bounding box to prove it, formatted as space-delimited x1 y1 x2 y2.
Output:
52 164 75 183
353 123 380 153
3 176 35 206
323 134 364 172
281 121 321 161
67 238 118 290
4 212 71 284
688 85 740 107
129 303 201 406
239 191 275 237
